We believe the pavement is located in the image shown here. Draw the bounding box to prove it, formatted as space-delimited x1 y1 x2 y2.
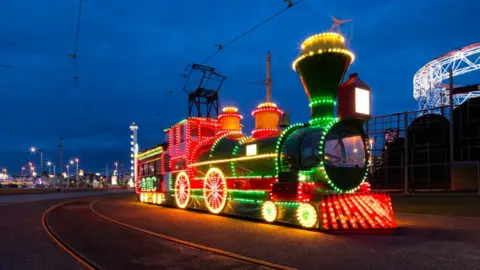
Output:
93 194 480 269
0 189 132 205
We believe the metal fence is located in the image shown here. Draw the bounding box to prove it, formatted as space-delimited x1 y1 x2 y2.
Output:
366 102 480 193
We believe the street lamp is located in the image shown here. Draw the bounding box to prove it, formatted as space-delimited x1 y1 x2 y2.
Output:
21 166 25 178
46 161 52 175
114 161 118 176
66 164 70 186
30 146 44 175
46 161 56 186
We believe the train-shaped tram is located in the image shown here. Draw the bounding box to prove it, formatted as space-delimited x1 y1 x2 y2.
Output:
135 31 396 230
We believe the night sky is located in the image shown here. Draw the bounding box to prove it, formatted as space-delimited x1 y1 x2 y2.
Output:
1 0 477 173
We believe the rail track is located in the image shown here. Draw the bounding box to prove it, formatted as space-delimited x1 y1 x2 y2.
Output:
42 201 100 270
42 197 296 270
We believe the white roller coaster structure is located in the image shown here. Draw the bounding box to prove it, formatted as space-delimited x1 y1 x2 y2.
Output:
413 42 480 110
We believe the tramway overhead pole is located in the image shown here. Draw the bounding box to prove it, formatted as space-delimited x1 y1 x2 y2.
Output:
59 136 63 191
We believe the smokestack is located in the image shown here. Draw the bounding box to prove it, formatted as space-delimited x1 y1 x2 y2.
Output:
292 32 354 126
218 107 243 133
251 102 283 137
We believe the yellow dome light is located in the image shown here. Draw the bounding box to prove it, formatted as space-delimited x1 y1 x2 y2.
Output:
222 106 238 113
257 102 278 108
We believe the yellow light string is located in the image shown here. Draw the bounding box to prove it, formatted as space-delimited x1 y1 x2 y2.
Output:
292 48 355 71
137 146 163 160
188 153 276 167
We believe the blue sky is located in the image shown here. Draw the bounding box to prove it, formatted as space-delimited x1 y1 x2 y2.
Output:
0 0 478 173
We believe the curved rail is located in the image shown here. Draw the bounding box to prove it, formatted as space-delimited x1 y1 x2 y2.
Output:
89 199 296 270
42 200 101 270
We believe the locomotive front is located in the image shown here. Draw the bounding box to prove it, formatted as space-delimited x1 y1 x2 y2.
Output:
275 32 365 193
277 120 367 193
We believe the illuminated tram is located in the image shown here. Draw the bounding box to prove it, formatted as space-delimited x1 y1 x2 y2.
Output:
136 31 396 230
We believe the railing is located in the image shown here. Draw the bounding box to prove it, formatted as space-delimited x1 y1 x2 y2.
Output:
367 103 480 194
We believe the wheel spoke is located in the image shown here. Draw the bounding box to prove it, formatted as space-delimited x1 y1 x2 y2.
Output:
174 172 190 209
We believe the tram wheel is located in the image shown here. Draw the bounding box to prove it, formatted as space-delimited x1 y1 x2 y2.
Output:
174 171 191 209
203 167 228 214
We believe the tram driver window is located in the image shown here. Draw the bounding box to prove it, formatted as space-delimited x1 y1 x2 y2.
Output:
324 126 366 168
190 124 198 141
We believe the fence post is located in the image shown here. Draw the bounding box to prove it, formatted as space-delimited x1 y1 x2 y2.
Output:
404 111 409 194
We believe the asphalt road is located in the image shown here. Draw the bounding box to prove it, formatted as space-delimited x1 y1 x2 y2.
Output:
0 196 87 270
93 195 480 270
47 199 267 269
0 191 130 270
2 193 480 270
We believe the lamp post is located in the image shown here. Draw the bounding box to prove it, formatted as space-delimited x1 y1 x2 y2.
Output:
46 161 52 175
47 161 56 186
30 147 44 176
74 158 79 184
66 164 70 186
69 160 74 183
21 166 25 179
29 162 35 176
114 161 118 185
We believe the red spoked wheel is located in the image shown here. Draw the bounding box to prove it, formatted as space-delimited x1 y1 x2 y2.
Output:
174 172 191 209
203 168 228 214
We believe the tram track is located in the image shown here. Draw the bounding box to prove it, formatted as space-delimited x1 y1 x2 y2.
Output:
42 200 101 270
42 197 296 270
89 199 296 270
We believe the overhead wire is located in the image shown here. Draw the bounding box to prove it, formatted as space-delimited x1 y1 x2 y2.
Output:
0 64 60 75
0 38 71 58
0 39 72 75
170 0 305 104
72 0 84 85
0 1 134 140
76 0 197 99
200 0 306 65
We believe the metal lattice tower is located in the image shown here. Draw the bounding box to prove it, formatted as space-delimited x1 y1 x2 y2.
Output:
413 42 480 110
